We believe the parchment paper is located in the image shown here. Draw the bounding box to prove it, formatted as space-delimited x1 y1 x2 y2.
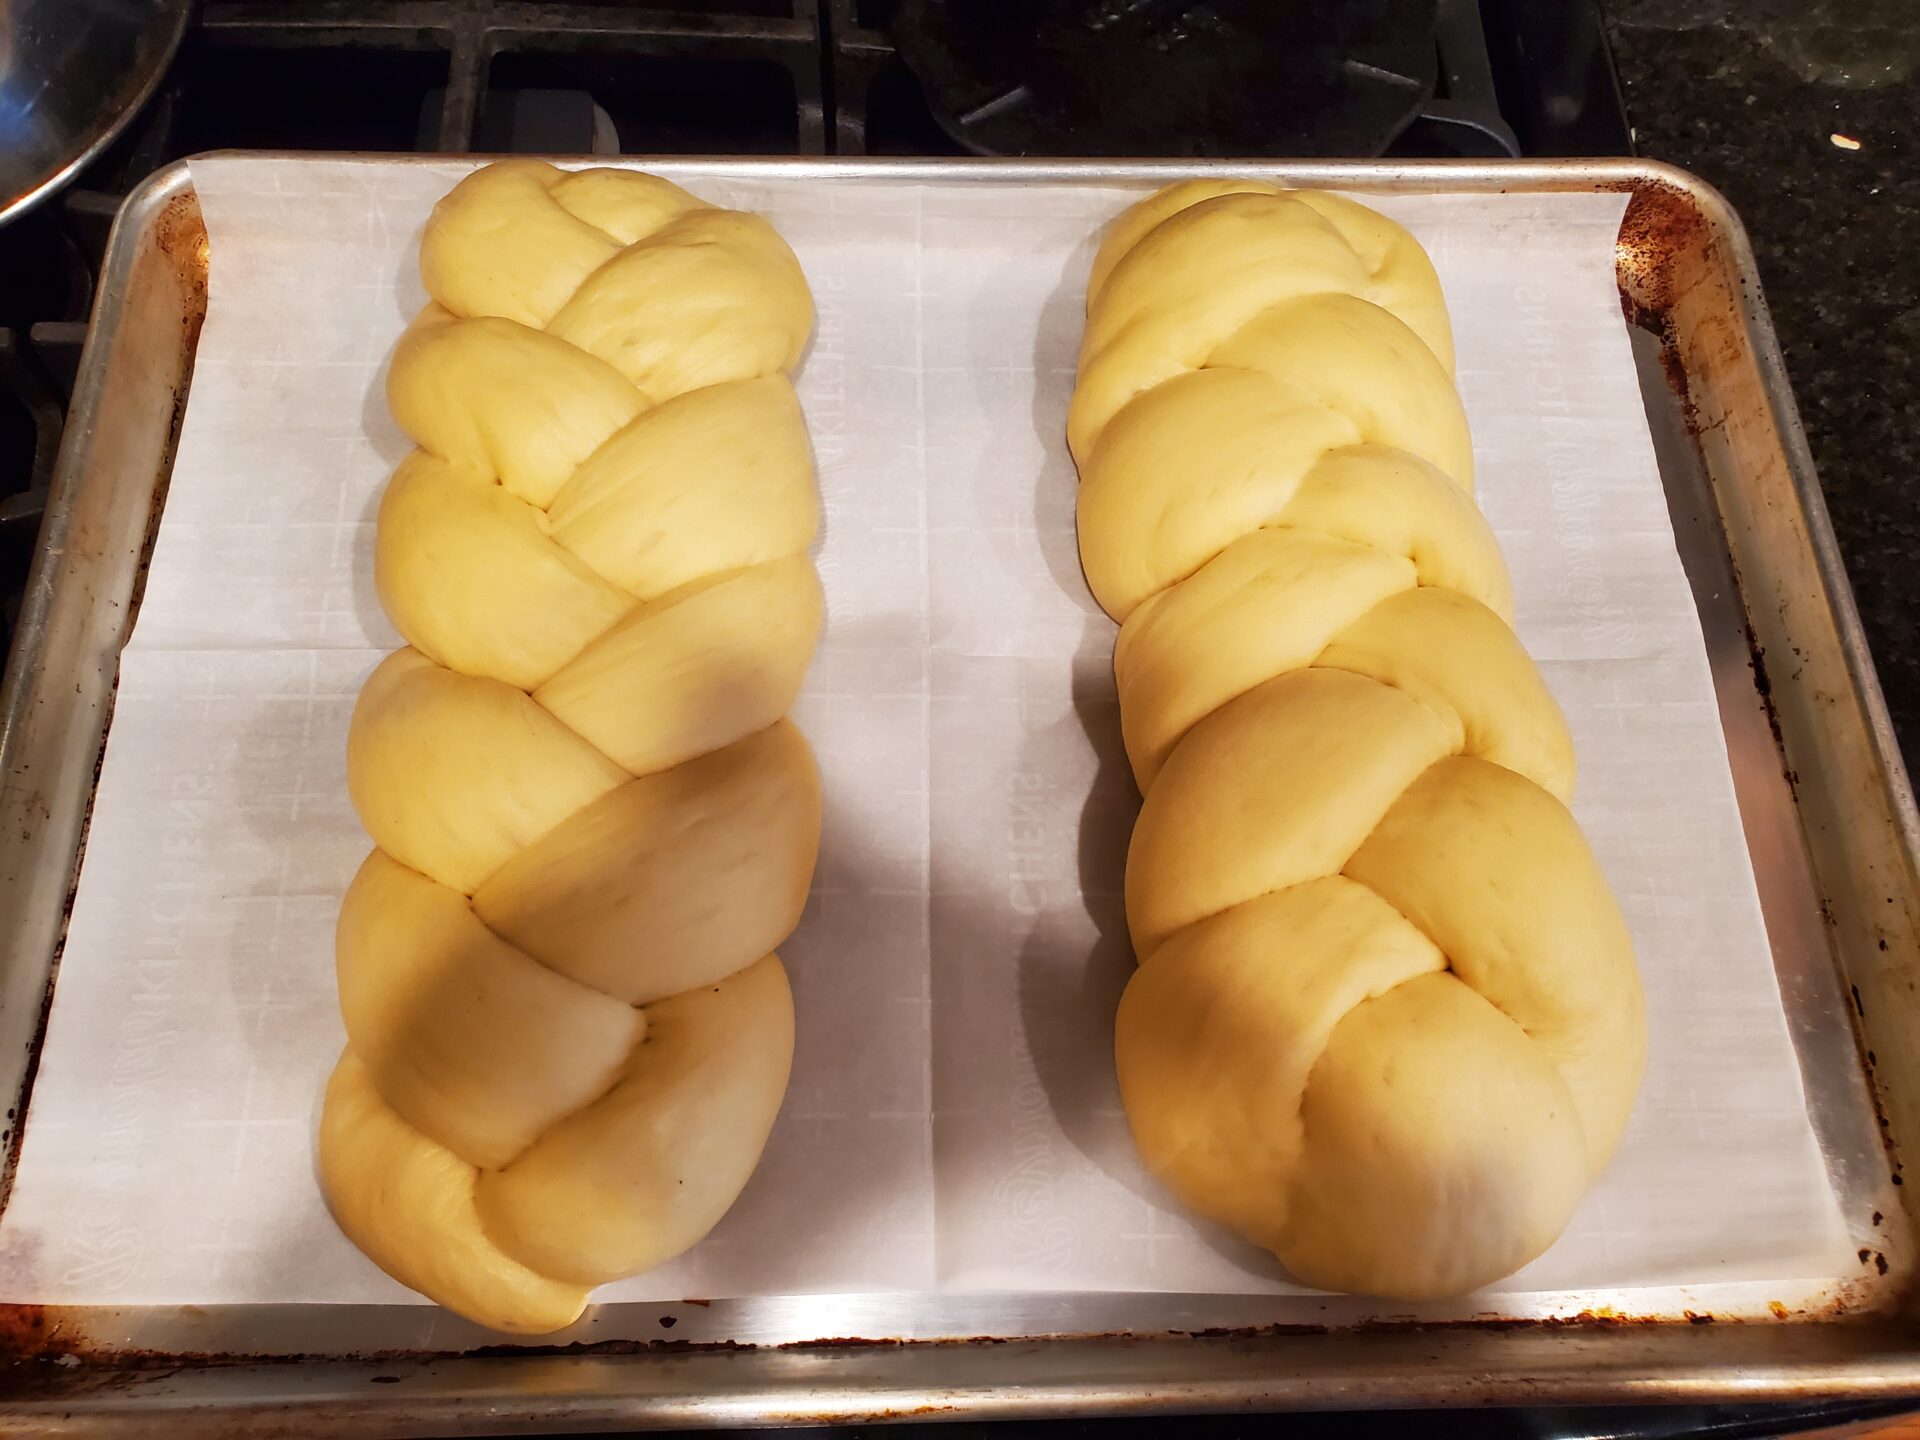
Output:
0 158 1852 1307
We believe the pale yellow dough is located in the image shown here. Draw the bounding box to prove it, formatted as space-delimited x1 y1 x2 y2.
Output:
1077 181 1647 1298
320 161 823 1332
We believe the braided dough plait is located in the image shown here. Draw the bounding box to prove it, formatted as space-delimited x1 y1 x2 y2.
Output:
319 161 823 1333
1072 180 1648 1299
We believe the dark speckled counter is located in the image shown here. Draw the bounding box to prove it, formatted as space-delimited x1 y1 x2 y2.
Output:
1606 0 1920 766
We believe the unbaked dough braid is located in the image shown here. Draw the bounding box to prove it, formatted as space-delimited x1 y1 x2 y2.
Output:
318 161 823 1334
1072 180 1647 1299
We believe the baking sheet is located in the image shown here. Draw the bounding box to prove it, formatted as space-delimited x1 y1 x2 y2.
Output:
0 157 1852 1309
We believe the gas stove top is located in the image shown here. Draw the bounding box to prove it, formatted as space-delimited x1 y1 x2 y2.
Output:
0 0 1626 731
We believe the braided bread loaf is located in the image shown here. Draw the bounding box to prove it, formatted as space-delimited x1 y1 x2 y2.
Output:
1073 181 1648 1298
318 162 822 1333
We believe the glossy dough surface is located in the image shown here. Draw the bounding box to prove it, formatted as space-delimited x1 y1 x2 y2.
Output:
320 161 821 1333
1073 180 1647 1299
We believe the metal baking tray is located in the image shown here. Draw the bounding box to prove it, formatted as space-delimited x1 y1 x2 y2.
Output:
0 155 1914 1433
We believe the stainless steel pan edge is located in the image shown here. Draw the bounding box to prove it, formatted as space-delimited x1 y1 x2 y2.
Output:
1611 163 1920 1291
0 160 202 1189
0 155 1914 1430
1668 172 1920 1230
11 1323 1920 1437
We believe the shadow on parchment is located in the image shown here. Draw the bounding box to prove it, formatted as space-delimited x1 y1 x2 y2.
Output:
222 231 441 1298
227 237 419 1055
194 212 445 1317
1009 230 1295 1287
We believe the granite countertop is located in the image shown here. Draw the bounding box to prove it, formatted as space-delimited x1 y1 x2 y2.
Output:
1605 0 1920 765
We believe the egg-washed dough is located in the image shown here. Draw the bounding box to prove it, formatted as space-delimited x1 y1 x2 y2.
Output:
319 161 823 1334
1072 179 1648 1299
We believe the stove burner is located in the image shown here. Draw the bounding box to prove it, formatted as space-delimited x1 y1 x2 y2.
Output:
841 0 1518 158
893 0 1441 159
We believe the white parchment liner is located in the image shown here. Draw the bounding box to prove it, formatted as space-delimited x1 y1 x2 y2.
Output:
0 160 1850 1307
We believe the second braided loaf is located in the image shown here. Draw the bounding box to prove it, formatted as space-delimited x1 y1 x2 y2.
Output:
1072 181 1648 1299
